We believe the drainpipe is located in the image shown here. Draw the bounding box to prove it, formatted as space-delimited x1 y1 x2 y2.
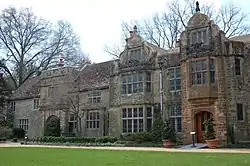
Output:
158 61 164 120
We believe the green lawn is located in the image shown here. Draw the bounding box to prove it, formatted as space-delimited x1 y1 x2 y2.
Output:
0 147 249 166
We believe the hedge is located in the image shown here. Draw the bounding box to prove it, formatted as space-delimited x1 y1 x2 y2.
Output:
37 136 118 143
121 132 155 143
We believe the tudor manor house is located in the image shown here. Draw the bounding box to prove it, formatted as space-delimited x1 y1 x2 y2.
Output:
8 8 250 144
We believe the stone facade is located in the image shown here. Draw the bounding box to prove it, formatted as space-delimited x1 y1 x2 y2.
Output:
8 11 250 144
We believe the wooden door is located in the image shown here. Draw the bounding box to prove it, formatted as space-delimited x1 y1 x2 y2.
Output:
195 111 212 143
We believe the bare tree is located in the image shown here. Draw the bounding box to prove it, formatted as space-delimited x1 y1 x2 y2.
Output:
0 7 88 88
105 0 250 57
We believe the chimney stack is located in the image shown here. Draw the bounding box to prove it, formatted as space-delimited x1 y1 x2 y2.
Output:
58 55 64 67
0 68 3 77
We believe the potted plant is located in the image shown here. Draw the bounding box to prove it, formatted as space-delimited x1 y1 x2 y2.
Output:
203 118 219 149
162 119 176 148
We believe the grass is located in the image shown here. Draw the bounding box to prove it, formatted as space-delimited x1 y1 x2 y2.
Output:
0 147 250 166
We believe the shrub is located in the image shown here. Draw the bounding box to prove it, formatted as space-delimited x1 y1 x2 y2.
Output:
12 128 25 139
1 137 7 141
0 127 13 139
203 118 216 140
162 119 176 142
38 136 118 144
122 132 154 143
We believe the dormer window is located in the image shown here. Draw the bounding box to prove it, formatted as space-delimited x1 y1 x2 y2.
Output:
130 49 142 61
191 29 208 45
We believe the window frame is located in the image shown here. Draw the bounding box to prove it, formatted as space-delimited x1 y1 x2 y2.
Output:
88 91 102 103
10 102 15 111
168 66 181 92
121 72 152 95
236 103 244 121
121 107 144 133
235 57 241 76
19 119 29 131
33 98 40 110
86 111 100 129
169 103 182 133
130 48 142 61
190 28 208 45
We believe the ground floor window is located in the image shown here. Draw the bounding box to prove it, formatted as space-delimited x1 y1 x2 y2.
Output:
86 111 100 129
169 103 182 132
19 119 29 131
122 106 153 133
122 107 143 133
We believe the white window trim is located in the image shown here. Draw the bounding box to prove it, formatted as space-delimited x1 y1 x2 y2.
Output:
19 119 29 131
121 107 144 133
86 111 100 129
88 91 101 103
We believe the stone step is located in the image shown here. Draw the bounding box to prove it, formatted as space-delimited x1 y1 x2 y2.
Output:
179 143 208 150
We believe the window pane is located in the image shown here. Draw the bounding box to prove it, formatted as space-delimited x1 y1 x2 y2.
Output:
169 69 175 79
237 104 244 120
198 31 202 43
138 82 143 92
175 79 181 90
127 84 132 94
203 30 207 43
122 108 127 118
197 72 202 84
128 119 132 132
132 74 137 82
146 82 151 92
122 120 127 133
175 68 181 78
202 72 206 84
138 73 143 81
139 107 143 117
139 119 143 132
133 83 138 93
146 107 152 117
127 75 132 83
210 71 215 83
133 108 138 117
202 60 207 70
146 72 151 81
177 117 182 132
122 76 127 83
133 119 138 132
147 119 152 132
170 80 175 90
210 59 214 70
128 108 132 118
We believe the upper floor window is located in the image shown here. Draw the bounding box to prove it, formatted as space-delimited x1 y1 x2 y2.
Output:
48 87 54 97
191 29 208 45
130 49 142 61
169 67 181 91
10 102 15 111
121 72 151 95
88 91 101 103
190 59 215 85
33 98 40 110
235 57 241 75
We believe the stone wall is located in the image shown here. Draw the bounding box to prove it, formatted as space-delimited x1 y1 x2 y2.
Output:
14 99 43 138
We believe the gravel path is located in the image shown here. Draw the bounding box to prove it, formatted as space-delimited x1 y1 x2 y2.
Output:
1 143 250 154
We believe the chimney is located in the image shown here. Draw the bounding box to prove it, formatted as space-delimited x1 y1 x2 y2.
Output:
58 55 64 67
129 30 134 38
175 40 180 47
0 68 3 77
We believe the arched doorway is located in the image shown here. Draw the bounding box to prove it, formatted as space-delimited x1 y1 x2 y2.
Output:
44 115 61 137
195 111 213 143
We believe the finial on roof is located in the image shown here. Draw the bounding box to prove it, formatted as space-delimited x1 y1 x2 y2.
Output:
195 1 200 12
133 25 138 33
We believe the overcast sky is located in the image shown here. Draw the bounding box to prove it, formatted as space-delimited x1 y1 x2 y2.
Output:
0 0 248 63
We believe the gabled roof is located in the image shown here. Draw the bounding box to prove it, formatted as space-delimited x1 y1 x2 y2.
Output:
78 60 115 90
10 76 41 100
230 34 250 43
